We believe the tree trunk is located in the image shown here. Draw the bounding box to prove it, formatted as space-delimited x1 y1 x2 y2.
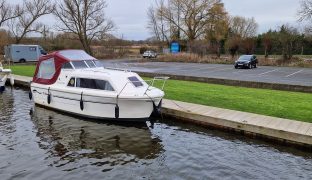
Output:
217 43 221 58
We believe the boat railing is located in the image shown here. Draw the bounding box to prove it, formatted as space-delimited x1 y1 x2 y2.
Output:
150 76 170 90
105 67 132 72
118 76 170 97
143 76 169 95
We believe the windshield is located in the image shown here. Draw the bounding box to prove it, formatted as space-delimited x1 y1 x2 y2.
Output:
70 60 102 69
93 60 103 67
59 50 96 61
71 61 88 69
238 55 252 61
85 60 96 68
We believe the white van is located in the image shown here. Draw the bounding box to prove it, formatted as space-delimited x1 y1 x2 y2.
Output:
4 44 47 63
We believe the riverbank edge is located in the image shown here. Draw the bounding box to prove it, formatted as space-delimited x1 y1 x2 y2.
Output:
161 100 312 150
137 72 312 93
9 75 312 150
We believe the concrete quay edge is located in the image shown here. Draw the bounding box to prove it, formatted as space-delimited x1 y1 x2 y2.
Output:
8 75 312 149
162 99 312 148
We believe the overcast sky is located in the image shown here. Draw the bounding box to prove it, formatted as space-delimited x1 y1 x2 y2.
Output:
107 0 302 40
10 0 303 40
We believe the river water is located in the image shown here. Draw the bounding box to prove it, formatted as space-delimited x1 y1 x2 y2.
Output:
0 88 311 180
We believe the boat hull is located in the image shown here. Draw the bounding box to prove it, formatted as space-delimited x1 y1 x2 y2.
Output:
31 86 163 121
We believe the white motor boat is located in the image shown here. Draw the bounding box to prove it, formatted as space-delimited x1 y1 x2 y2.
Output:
0 62 13 92
30 50 168 121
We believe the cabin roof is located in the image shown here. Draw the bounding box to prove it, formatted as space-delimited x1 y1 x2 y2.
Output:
53 50 97 61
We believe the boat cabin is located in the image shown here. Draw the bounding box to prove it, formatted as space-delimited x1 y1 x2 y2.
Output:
33 50 102 85
32 50 148 95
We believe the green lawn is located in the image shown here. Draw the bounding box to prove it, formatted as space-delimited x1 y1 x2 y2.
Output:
6 64 312 123
5 64 36 77
160 79 312 123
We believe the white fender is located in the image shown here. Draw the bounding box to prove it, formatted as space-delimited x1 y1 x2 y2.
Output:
10 75 14 86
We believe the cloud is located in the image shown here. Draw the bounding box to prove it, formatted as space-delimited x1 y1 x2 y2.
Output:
6 0 302 40
223 0 300 32
105 0 152 40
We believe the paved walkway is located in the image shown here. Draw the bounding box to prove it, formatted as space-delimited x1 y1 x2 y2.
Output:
14 74 32 81
11 74 312 146
13 75 32 87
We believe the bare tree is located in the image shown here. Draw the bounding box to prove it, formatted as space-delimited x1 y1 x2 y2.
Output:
229 16 258 39
0 29 10 54
160 0 220 41
54 0 114 54
147 0 170 47
279 25 299 60
0 0 22 27
147 7 161 40
205 2 229 57
225 35 240 59
298 0 312 35
225 16 258 57
241 37 256 54
298 0 312 21
8 0 54 44
262 32 273 58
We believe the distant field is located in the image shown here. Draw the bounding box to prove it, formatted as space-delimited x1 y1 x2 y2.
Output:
7 64 312 123
256 54 312 60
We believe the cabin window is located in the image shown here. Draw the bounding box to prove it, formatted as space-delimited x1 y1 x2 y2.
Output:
85 60 96 68
71 61 88 69
68 78 75 87
76 78 114 91
62 62 73 69
37 58 55 79
128 76 143 87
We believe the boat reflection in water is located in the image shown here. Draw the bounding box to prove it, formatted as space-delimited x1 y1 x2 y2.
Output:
30 106 163 168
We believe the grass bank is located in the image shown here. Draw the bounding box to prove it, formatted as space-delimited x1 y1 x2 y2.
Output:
5 64 36 77
7 64 312 123
160 79 312 123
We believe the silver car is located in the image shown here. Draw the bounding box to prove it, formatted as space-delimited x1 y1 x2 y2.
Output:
143 51 157 58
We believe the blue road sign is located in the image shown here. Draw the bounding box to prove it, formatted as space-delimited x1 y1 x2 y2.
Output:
171 42 180 53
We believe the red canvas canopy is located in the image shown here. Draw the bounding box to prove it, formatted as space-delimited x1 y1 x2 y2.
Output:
33 50 96 85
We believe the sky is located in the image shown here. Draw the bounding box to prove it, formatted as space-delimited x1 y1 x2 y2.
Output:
9 0 302 40
104 0 303 40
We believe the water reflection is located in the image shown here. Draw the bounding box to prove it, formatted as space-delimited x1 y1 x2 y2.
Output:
30 106 163 169
1 88 312 179
162 119 312 158
0 88 15 134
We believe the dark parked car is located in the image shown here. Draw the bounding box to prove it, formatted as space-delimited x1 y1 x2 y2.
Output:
234 55 258 69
